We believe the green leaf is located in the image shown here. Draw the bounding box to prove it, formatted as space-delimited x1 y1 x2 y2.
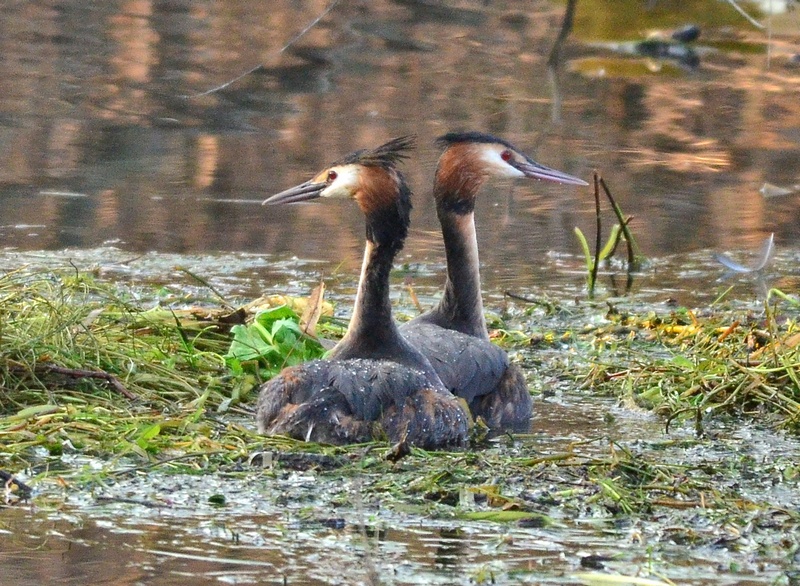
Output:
255 305 299 328
459 511 552 524
574 226 595 294
5 404 61 422
135 423 161 449
598 224 623 261
224 305 324 374
225 323 275 362
272 317 303 342
672 355 694 369
574 227 593 271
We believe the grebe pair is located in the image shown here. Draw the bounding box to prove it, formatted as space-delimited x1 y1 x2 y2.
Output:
255 133 586 448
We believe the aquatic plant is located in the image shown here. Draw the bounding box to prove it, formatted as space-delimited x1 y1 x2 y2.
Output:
1 261 799 586
574 173 644 297
0 266 268 472
225 304 325 379
582 293 800 433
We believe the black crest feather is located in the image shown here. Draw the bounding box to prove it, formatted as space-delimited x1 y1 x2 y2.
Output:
435 131 518 152
337 135 416 168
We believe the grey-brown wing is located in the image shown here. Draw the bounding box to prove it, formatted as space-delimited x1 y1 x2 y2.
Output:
401 322 509 404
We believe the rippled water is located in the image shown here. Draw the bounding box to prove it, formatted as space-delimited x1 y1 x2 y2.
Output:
1 0 799 294
2 396 798 586
2 1 800 584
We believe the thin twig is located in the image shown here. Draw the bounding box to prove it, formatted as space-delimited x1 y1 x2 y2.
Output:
598 177 642 270
1 470 33 500
404 277 424 313
183 64 266 98
724 0 765 29
503 291 560 312
547 0 579 68
504 291 539 304
183 0 342 99
279 0 342 54
546 0 578 123
352 475 381 586
591 172 602 296
604 217 631 260
136 451 230 473
176 267 235 310
37 364 137 400
95 495 172 508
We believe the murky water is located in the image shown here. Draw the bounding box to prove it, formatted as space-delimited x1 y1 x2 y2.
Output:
2 1 800 584
2 396 798 586
1 0 799 293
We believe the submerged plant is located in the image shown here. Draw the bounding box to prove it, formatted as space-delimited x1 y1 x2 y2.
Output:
574 174 644 297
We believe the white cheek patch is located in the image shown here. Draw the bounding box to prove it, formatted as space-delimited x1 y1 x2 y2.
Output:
320 165 361 199
478 147 524 178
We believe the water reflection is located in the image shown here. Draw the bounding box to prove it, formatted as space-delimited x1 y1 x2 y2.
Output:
1 0 798 295
3 5 800 584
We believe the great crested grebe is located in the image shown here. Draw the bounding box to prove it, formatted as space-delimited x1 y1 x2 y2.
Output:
255 136 468 449
401 132 588 432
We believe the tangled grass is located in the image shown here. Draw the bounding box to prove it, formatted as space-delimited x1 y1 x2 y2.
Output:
1 263 798 531
0 265 263 474
581 296 800 434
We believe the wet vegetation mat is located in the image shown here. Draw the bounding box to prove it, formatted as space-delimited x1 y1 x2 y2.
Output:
2 262 800 585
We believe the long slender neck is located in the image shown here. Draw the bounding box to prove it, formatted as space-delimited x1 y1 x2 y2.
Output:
345 237 399 344
329 198 414 362
327 174 449 389
434 203 489 340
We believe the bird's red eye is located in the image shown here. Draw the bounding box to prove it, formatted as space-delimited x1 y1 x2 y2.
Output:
500 150 512 162
327 170 338 182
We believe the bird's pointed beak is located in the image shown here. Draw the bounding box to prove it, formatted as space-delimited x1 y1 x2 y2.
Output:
512 158 589 186
262 180 327 205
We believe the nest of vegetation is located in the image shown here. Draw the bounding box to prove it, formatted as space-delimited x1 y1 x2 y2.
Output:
0 266 281 472
1 265 799 522
578 300 800 434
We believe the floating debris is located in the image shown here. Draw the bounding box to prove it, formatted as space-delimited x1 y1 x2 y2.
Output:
759 182 800 198
714 233 775 273
39 190 88 198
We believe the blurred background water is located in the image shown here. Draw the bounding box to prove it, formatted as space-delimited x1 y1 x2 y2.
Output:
1 0 798 297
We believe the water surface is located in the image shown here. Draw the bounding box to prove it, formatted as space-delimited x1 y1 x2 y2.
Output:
2 2 800 585
1 0 799 296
